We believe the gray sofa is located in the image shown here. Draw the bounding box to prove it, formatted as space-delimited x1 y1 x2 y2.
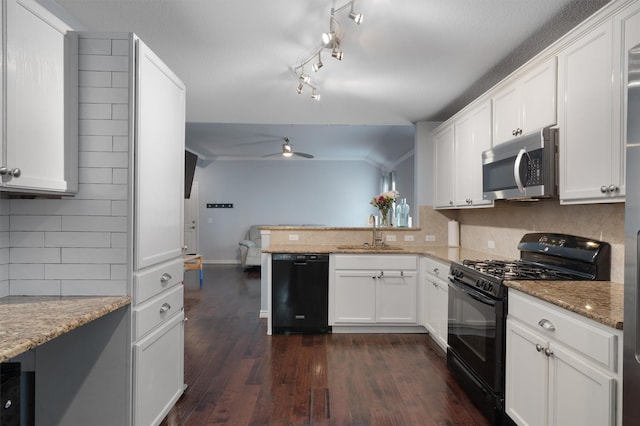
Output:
239 225 263 268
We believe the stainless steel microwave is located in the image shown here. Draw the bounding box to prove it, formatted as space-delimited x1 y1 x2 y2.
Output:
482 128 557 200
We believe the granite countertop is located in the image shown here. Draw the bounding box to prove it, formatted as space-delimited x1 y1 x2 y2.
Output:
505 280 623 330
264 244 623 330
0 296 131 362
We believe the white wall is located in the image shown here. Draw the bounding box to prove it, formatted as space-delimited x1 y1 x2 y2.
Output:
194 159 382 263
414 121 441 209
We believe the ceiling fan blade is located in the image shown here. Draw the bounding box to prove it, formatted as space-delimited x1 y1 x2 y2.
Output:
294 152 314 159
262 152 282 158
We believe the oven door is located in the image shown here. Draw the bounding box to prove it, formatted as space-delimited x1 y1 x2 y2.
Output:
447 278 505 393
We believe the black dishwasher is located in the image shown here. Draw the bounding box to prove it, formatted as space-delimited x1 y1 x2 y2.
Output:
272 253 330 334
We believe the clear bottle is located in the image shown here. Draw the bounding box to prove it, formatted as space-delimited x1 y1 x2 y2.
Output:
395 198 410 228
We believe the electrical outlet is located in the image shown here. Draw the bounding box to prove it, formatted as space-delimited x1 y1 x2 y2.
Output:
404 235 414 242
288 234 299 241
206 218 213 224
386 235 396 242
488 240 495 249
425 235 436 241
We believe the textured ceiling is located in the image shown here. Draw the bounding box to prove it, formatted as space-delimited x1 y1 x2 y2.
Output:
49 0 610 166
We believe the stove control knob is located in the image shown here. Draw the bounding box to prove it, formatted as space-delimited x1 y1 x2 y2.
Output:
486 282 493 293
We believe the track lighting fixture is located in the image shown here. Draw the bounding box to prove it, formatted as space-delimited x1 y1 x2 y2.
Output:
291 0 363 101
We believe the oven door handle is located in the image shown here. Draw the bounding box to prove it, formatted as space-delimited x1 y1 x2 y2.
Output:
449 279 497 307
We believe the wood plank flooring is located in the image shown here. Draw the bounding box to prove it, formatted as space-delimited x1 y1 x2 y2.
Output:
160 265 491 426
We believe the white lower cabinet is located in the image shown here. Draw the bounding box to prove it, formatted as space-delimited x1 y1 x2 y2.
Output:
133 311 185 426
330 255 417 326
422 257 449 351
506 290 620 426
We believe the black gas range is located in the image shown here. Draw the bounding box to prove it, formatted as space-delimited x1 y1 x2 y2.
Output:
447 233 611 425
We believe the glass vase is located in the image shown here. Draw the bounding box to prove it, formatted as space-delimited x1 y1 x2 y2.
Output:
380 208 390 227
395 198 410 227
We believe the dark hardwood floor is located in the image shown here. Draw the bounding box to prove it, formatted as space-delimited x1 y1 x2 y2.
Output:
160 265 491 426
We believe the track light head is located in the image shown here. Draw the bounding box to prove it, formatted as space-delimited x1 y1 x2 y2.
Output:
311 89 320 101
296 82 304 94
349 11 363 24
299 73 310 84
312 57 323 72
331 48 343 60
322 31 336 46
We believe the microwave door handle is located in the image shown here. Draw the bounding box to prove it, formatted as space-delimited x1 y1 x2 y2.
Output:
514 148 528 193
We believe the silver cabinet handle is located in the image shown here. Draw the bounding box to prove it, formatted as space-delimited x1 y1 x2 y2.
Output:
535 343 544 352
159 303 171 313
0 167 21 178
433 268 439 275
544 347 554 357
608 184 618 193
160 272 172 283
538 318 556 331
5 399 12 409
600 185 608 193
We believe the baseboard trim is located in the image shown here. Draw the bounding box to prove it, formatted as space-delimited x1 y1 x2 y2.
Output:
259 310 268 319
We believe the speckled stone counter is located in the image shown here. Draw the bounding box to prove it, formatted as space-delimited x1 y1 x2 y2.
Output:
0 296 131 362
505 280 623 330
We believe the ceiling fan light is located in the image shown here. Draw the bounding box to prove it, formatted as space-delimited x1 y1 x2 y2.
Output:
349 11 363 24
282 142 293 157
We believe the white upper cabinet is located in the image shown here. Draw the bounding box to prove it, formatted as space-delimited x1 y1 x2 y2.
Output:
1 0 78 194
433 101 493 209
134 39 186 270
492 57 557 146
454 101 492 207
558 1 640 204
433 125 455 208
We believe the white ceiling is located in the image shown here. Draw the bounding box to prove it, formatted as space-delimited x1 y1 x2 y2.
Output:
51 0 608 166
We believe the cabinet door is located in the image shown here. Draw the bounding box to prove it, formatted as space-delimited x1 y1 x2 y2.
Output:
558 20 621 203
433 125 455 208
3 0 77 193
505 319 548 426
493 84 522 146
520 57 557 134
549 343 615 426
424 279 438 336
434 279 448 349
134 39 186 269
332 271 376 323
133 312 184 426
376 272 416 323
455 101 492 207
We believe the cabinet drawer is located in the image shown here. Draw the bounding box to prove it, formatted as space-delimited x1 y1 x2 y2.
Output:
509 290 618 371
133 284 184 340
422 257 449 280
133 258 183 305
333 254 417 270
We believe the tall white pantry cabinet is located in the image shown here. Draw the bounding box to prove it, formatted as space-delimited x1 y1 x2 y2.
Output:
78 32 186 426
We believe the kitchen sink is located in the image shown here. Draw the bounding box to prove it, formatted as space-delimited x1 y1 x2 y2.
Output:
336 244 404 251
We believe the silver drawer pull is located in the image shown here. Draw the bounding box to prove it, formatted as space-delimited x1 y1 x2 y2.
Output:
535 344 544 353
159 303 171 314
433 268 439 275
538 318 556 332
544 347 554 357
160 273 172 283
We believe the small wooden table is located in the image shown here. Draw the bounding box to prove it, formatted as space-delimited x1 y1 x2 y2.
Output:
183 254 203 288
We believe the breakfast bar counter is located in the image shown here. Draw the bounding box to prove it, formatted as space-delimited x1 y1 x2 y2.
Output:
0 295 131 362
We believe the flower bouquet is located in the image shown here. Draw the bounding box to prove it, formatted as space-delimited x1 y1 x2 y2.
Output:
370 190 399 226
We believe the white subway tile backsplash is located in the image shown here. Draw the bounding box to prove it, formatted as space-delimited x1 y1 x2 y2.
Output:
0 231 9 248
46 232 111 248
10 232 45 248
45 264 110 280
0 264 8 281
112 72 129 88
62 248 127 264
79 71 112 88
111 201 129 217
61 280 127 296
11 248 60 264
0 248 8 264
46 199 112 216
79 135 113 152
80 103 112 120
80 119 128 136
111 233 127 248
10 264 45 279
0 282 8 298
79 168 113 184
10 280 61 296
112 168 128 185
61 216 127 232
75 184 128 201
11 216 62 232
10 199 47 215
113 136 129 151
79 151 128 168
111 264 127 279
79 87 128 104
79 54 128 72
112 104 128 120
78 38 112 55
111 39 130 56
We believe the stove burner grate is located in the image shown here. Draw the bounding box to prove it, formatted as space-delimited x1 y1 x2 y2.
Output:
461 259 584 280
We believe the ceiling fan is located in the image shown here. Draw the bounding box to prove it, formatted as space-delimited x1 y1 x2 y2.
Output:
263 138 314 159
